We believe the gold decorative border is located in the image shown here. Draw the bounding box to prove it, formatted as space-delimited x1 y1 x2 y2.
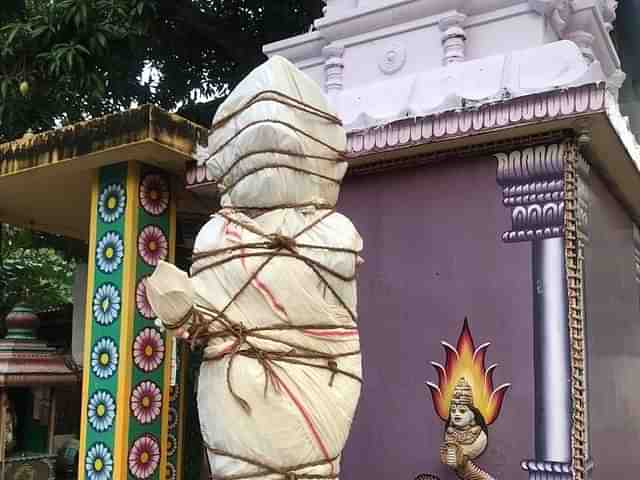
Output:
563 141 588 480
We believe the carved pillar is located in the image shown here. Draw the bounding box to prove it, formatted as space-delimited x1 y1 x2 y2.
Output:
439 11 467 65
496 143 572 480
323 45 345 106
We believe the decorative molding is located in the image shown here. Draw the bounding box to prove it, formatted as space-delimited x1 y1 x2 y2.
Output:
496 143 567 242
564 143 589 480
529 0 571 36
521 460 572 479
323 45 346 94
600 0 618 33
345 84 605 156
576 154 591 241
565 30 595 63
378 43 406 75
606 68 626 100
438 11 467 65
184 84 606 190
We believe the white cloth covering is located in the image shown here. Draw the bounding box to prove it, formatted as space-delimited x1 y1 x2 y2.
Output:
204 56 347 209
147 56 363 480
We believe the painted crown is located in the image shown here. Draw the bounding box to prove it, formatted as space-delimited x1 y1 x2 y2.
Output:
451 377 474 406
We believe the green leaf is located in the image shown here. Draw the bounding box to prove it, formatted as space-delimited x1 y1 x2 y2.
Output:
6 25 20 45
96 31 106 47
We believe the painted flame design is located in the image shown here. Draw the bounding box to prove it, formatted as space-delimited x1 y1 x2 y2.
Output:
426 318 510 425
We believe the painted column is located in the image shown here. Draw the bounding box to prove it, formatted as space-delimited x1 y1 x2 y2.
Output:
496 143 572 480
78 162 176 480
166 340 189 480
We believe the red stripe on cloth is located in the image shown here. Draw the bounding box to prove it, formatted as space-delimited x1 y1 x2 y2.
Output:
271 372 334 475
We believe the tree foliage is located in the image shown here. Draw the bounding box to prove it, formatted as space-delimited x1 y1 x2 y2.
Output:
0 0 323 141
0 1 323 317
0 225 75 317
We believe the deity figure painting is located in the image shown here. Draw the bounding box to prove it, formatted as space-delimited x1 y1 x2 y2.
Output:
426 319 510 480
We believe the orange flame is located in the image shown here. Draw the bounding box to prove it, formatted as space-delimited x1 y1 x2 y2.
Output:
426 318 510 425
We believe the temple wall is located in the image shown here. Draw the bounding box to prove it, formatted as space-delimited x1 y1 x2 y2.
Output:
338 155 534 479
585 173 640 478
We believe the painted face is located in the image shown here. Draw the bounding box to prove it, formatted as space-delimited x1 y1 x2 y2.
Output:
450 403 474 428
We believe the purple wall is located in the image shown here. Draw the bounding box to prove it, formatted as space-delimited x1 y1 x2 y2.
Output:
338 156 534 480
586 173 640 478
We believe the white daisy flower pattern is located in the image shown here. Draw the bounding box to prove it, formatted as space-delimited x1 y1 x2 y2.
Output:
93 283 121 326
91 337 119 379
98 184 126 223
86 442 114 480
96 232 124 274
88 390 116 432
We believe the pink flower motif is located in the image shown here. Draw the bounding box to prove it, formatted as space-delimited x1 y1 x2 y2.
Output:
139 174 170 216
135 278 155 320
128 434 160 479
133 328 165 373
130 380 162 424
137 225 168 266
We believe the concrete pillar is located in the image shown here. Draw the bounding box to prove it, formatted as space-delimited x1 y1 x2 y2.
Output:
78 162 177 480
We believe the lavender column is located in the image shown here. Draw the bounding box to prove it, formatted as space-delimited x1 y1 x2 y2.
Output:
496 143 572 480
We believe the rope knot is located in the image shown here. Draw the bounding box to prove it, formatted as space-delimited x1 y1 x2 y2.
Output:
230 323 248 344
268 234 297 252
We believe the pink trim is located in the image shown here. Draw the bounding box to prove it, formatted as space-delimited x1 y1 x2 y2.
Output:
185 84 605 188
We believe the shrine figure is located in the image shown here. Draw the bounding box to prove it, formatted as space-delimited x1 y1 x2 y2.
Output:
426 319 510 480
440 378 492 480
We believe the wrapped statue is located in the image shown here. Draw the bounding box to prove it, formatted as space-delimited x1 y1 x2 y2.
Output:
146 56 363 480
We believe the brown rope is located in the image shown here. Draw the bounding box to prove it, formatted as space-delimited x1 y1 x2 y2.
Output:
211 89 343 132
218 149 344 190
220 203 335 212
191 210 358 319
205 443 339 480
208 119 346 167
192 241 357 263
206 91 347 210
179 304 361 412
218 163 343 197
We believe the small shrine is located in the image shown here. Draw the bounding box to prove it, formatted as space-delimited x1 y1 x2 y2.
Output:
0 305 80 480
